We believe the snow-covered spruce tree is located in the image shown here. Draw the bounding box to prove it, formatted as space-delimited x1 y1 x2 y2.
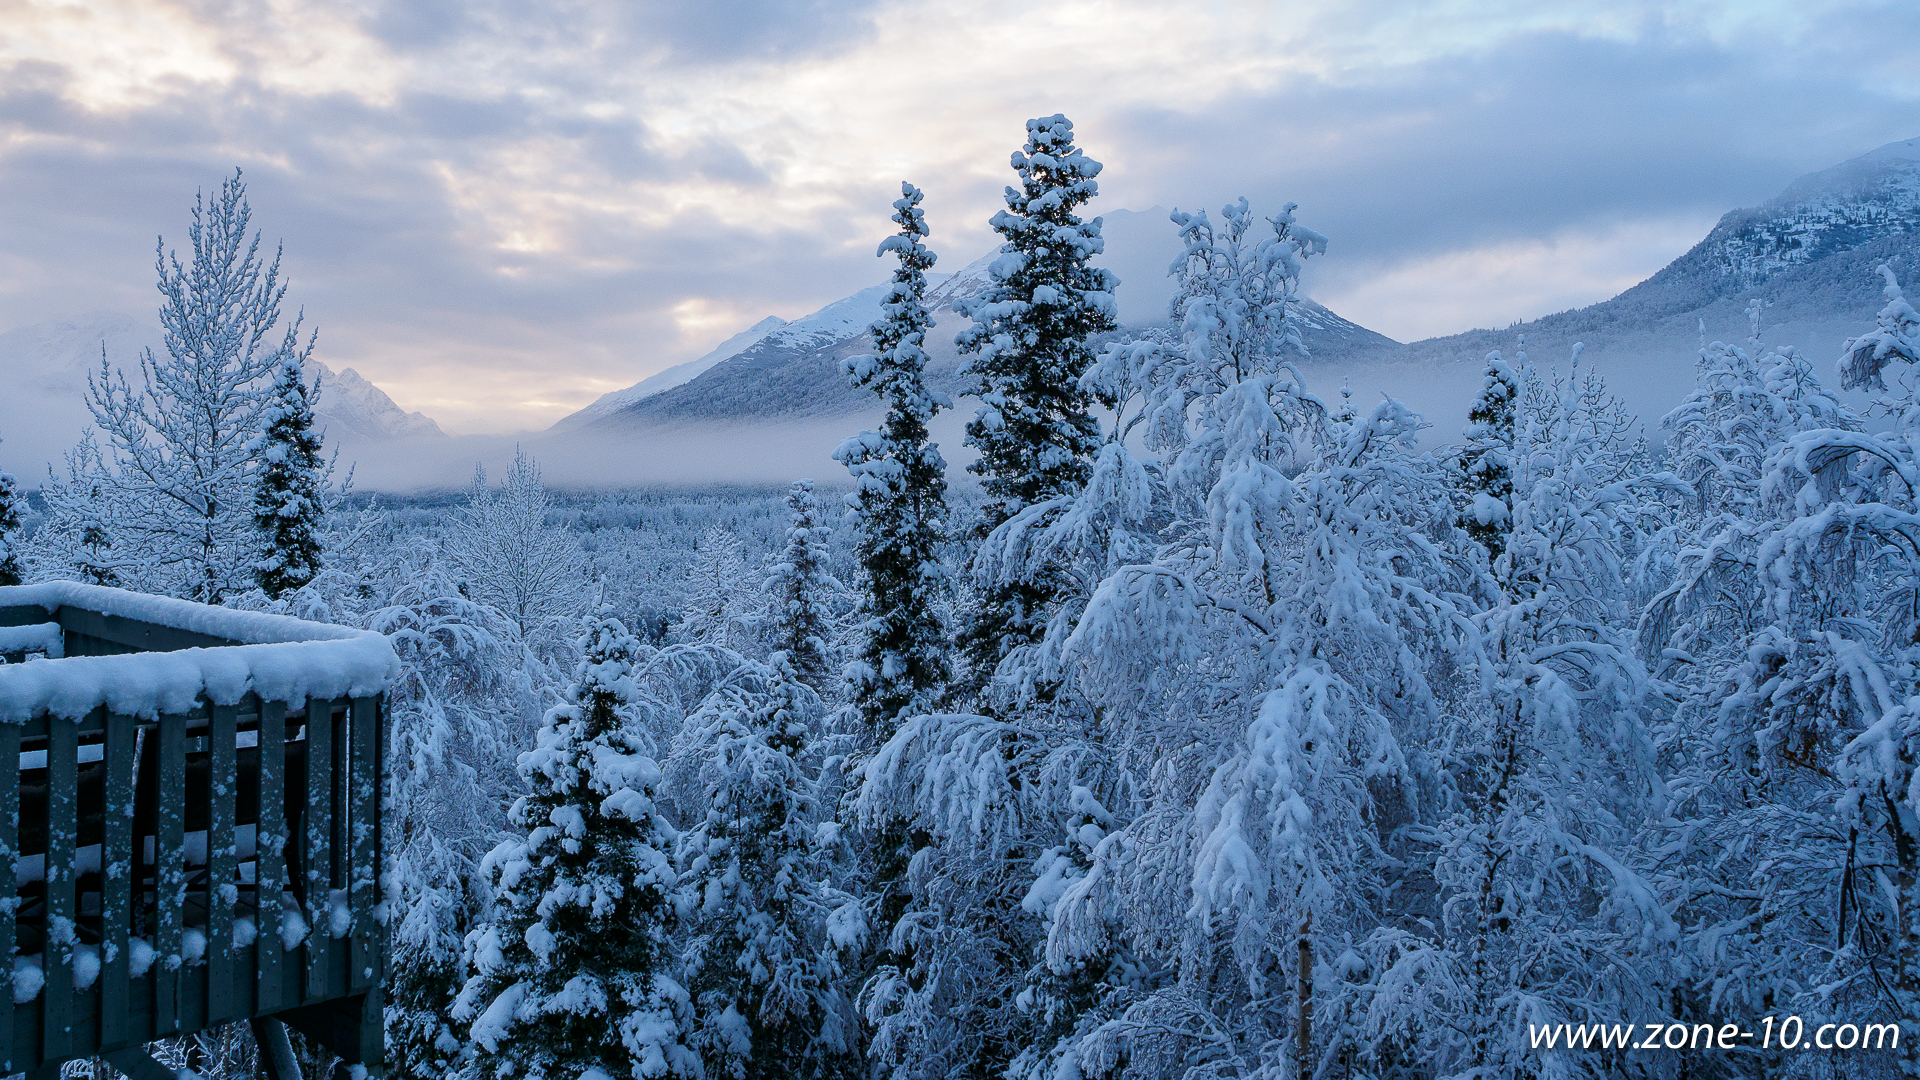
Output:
865 199 1453 1080
1455 346 1521 559
454 614 699 1080
370 550 556 1080
44 169 304 601
678 526 760 651
764 480 838 690
836 182 953 733
679 652 856 1079
952 114 1118 693
0 444 21 587
445 449 589 636
253 352 332 598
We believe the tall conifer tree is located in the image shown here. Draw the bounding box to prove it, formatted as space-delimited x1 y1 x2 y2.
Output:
454 615 698 1080
764 480 837 690
0 441 21 588
837 182 952 733
253 353 328 598
1456 347 1520 560
953 115 1117 691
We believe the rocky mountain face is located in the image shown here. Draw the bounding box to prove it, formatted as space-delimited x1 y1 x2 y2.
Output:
554 315 790 432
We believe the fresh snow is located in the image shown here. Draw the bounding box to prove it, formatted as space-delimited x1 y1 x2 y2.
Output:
0 582 400 721
0 622 62 657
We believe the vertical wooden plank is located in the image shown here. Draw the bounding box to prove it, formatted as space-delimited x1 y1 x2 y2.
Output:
347 697 379 993
41 718 78 1063
153 712 186 1036
0 723 20 1073
255 701 287 1017
206 703 237 1024
303 698 333 1005
99 713 135 1049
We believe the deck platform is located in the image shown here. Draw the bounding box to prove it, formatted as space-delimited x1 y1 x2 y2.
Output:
0 583 399 1080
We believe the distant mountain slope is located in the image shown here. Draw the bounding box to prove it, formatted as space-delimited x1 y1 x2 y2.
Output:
1362 137 1920 364
0 311 443 475
552 314 788 432
312 361 445 440
562 213 1399 431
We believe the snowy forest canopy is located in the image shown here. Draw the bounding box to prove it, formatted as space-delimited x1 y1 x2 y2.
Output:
4 115 1920 1080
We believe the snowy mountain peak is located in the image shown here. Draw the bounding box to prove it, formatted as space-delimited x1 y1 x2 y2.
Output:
553 315 789 431
312 361 445 440
1858 135 1920 166
1703 135 1920 286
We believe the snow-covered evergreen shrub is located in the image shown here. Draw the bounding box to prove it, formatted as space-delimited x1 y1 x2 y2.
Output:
837 182 953 733
679 652 856 1079
455 614 699 1080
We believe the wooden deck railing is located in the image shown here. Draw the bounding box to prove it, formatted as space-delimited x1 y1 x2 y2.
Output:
0 584 396 1080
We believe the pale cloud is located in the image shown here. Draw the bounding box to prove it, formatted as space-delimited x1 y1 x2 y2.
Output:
0 0 1915 434
1315 213 1723 342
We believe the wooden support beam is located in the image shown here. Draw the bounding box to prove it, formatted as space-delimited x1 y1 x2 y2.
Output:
103 1046 181 1080
252 1016 302 1080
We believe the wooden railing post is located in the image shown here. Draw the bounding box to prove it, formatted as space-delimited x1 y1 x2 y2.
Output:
303 697 334 1005
0 723 19 1074
348 697 380 994
153 712 187 1036
43 716 79 1063
100 712 135 1050
207 703 238 1025
256 701 288 1016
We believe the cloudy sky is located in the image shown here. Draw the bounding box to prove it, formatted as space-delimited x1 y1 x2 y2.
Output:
1 0 1916 434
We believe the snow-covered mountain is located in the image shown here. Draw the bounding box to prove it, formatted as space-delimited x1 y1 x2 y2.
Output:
551 315 789 432
1316 135 1920 436
0 312 443 475
310 361 445 440
556 209 1400 432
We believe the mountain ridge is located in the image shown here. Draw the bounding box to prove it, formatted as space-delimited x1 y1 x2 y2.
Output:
559 209 1401 432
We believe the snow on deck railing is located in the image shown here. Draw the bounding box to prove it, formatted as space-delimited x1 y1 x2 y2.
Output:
0 583 389 1078
0 582 399 723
